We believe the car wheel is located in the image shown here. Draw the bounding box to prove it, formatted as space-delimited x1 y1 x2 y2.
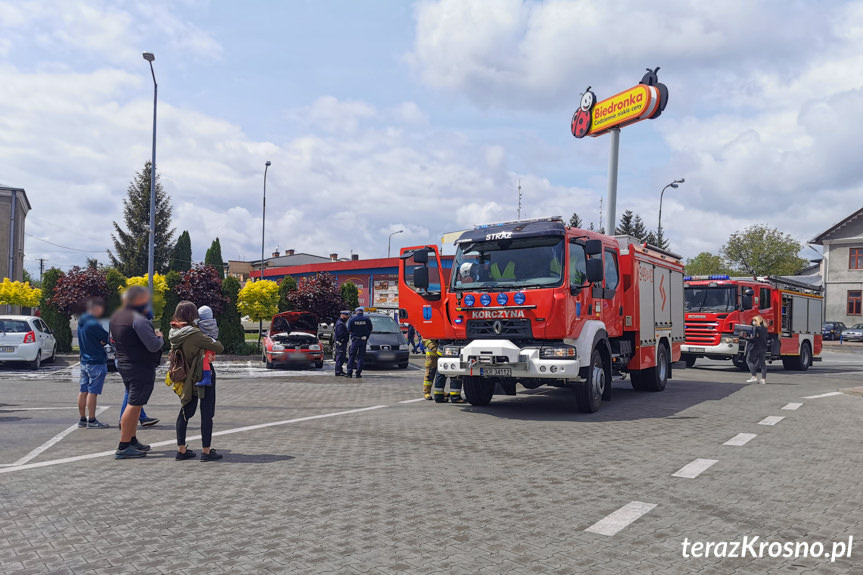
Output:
264 353 273 369
314 361 324 369
397 361 409 369
45 344 57 363
29 351 41 370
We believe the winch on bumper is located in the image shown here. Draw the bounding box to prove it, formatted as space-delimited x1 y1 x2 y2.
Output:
437 339 580 379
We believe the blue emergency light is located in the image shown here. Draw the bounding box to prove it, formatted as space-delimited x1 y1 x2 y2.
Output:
496 293 508 305
480 294 492 306
514 292 526 305
463 294 475 307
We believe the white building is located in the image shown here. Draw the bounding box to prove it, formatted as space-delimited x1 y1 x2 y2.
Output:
810 207 863 324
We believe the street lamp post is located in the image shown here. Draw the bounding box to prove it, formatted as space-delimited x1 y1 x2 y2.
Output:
658 178 684 246
387 229 404 258
260 161 271 345
143 52 157 296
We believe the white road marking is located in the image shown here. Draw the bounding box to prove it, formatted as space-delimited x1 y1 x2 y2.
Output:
758 416 784 426
398 398 427 404
4 406 109 467
0 406 81 411
585 501 657 536
0 404 388 475
802 391 843 399
723 433 757 446
672 458 718 479
782 402 803 410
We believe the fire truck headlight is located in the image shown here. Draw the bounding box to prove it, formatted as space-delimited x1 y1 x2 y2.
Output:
550 365 559 373
442 346 461 357
540 346 577 359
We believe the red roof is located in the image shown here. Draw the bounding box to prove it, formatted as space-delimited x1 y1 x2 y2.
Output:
250 255 453 279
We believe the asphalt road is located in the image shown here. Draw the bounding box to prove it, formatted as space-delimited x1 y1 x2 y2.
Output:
0 351 861 574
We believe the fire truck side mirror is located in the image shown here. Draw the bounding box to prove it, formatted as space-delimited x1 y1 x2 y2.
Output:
585 239 603 257
586 258 604 284
413 249 429 264
413 266 430 290
742 289 754 311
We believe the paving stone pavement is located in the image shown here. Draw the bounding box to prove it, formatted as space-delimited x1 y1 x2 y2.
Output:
0 351 861 574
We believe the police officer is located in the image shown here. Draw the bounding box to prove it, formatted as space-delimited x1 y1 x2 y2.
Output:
346 307 372 378
333 310 350 376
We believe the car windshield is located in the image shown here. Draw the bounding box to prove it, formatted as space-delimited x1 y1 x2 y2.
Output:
823 323 836 329
850 324 863 329
0 319 31 333
451 236 564 291
370 315 400 333
685 286 737 312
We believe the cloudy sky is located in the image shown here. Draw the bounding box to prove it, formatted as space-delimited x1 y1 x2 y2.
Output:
1 0 861 277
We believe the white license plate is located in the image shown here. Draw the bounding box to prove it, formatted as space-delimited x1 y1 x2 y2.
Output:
0 346 14 353
378 352 396 362
480 367 511 377
689 347 705 353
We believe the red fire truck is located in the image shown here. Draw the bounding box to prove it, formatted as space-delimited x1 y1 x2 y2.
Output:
397 217 685 412
680 275 823 370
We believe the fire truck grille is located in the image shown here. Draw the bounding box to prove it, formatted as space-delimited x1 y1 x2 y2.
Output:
466 319 532 339
685 320 720 345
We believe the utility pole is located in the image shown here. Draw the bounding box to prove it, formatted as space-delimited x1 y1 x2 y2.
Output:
598 197 604 234
517 179 522 219
39 258 45 283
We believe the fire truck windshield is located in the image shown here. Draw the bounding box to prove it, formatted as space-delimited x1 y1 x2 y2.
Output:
451 236 564 291
685 286 737 312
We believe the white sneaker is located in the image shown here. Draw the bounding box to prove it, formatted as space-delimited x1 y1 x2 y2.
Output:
746 377 759 383
759 379 766 384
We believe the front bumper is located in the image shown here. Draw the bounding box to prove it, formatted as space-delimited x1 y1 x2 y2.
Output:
437 339 581 379
365 349 410 365
268 350 324 365
681 339 739 358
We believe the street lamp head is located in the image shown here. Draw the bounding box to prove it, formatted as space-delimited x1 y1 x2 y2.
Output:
142 52 155 62
676 178 685 184
670 183 678 188
265 161 271 167
396 229 404 234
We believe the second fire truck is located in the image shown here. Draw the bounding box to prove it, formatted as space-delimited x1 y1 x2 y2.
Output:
680 275 823 370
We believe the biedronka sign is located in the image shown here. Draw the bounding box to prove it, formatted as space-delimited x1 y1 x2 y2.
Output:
571 67 669 139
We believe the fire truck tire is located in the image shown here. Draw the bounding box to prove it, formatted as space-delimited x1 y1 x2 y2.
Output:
463 377 494 406
575 349 605 412
731 354 748 371
633 343 669 392
683 355 697 368
783 341 812 371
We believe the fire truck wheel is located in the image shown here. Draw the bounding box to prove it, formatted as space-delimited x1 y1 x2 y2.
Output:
683 355 697 368
783 341 812 371
634 343 669 392
463 377 495 406
731 355 748 371
575 349 605 412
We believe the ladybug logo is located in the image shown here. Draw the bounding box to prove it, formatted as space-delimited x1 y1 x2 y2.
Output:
571 87 596 139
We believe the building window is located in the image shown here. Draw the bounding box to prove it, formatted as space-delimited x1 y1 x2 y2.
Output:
849 290 862 316
850 248 863 270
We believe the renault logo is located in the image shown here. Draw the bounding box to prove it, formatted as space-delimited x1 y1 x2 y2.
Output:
492 320 503 334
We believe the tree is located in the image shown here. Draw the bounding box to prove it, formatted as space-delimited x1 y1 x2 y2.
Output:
160 271 182 347
278 276 298 312
721 225 807 277
124 273 169 320
685 252 733 276
22 269 34 286
108 161 175 277
218 276 246 354
0 279 41 308
631 214 648 241
169 230 192 273
104 268 127 315
340 281 359 311
237 280 280 322
615 210 635 236
50 266 109 317
40 268 72 352
569 212 583 228
176 264 226 316
204 238 225 279
286 272 343 323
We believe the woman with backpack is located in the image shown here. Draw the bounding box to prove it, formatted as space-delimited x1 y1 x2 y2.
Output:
168 301 225 461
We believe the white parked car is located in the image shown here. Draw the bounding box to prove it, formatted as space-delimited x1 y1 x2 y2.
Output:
0 315 57 369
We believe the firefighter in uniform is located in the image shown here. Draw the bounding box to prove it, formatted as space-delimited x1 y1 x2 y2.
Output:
333 310 350 376
423 339 466 403
346 307 372 378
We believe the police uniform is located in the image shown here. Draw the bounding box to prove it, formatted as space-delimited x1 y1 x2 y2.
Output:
424 339 465 403
346 308 372 378
333 311 350 376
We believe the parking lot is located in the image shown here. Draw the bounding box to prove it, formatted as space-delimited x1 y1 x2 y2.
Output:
1 350 861 574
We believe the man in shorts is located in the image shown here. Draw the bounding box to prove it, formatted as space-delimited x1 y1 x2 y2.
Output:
76 297 110 429
109 285 163 459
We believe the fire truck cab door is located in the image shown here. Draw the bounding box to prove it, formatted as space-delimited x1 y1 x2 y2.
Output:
399 245 452 339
